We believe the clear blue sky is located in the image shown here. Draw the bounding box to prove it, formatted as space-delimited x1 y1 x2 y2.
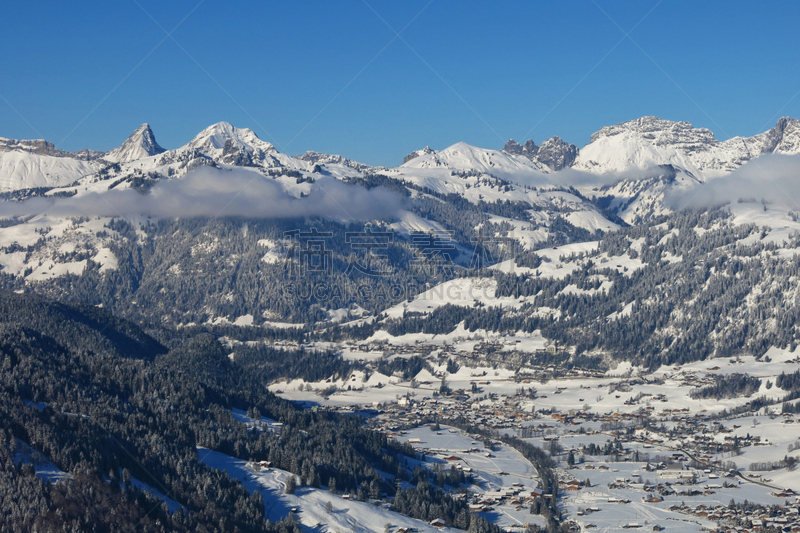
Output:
2 1 800 166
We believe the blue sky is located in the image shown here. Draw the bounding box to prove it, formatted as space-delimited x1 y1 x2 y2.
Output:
2 1 800 166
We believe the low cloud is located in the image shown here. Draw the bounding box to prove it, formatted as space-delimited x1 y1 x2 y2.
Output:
0 167 404 221
666 153 800 210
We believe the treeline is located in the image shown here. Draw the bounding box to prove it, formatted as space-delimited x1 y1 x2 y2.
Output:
232 344 356 383
0 291 410 531
690 373 763 400
385 304 474 336
376 355 430 381
393 480 502 533
777 370 800 392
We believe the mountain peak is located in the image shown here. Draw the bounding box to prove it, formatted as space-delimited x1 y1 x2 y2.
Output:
187 122 275 155
758 117 800 154
502 139 538 159
589 116 717 146
402 146 435 165
537 136 578 171
105 123 165 163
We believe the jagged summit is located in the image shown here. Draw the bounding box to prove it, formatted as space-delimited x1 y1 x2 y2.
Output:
588 116 718 147
105 123 165 163
502 139 538 159
502 136 576 171
402 146 435 165
295 151 372 172
536 136 578 171
741 116 800 155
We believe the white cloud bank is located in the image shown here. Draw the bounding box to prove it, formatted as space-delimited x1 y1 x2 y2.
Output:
666 153 800 210
0 167 404 221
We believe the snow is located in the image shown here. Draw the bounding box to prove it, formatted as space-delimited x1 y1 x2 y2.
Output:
0 150 97 191
233 314 254 326
401 141 551 178
12 439 70 484
187 122 277 157
104 123 164 163
389 210 447 236
566 209 620 232
92 246 118 271
573 116 800 180
129 476 183 513
396 425 546 530
198 447 460 533
607 301 635 320
230 408 281 434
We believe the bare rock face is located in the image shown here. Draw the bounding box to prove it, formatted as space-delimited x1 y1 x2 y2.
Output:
0 138 56 155
536 136 578 171
752 117 800 155
503 137 575 171
502 139 539 160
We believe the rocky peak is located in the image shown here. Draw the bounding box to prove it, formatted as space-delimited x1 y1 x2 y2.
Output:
536 136 578 171
105 123 165 163
295 151 372 172
402 146 435 165
0 137 58 156
758 117 800 154
589 116 717 153
502 139 539 159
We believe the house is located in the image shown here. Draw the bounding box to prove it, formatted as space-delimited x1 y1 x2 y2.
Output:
430 518 446 528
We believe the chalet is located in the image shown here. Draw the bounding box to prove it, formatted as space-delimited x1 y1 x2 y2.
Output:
430 518 446 528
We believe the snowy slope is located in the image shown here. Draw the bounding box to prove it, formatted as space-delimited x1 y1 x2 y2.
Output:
0 150 98 191
574 116 800 180
199 447 460 533
401 141 551 177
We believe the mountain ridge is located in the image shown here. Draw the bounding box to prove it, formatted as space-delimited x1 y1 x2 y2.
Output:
1 116 798 191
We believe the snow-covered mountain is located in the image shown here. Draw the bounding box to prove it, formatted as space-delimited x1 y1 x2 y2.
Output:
104 123 165 163
3 115 799 195
295 150 374 172
0 141 100 191
573 116 800 179
400 141 550 177
2 115 800 228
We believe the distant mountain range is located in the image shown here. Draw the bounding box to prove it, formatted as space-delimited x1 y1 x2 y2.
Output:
2 116 799 193
2 115 800 338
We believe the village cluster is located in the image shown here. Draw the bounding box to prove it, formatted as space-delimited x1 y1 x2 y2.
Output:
269 340 800 533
